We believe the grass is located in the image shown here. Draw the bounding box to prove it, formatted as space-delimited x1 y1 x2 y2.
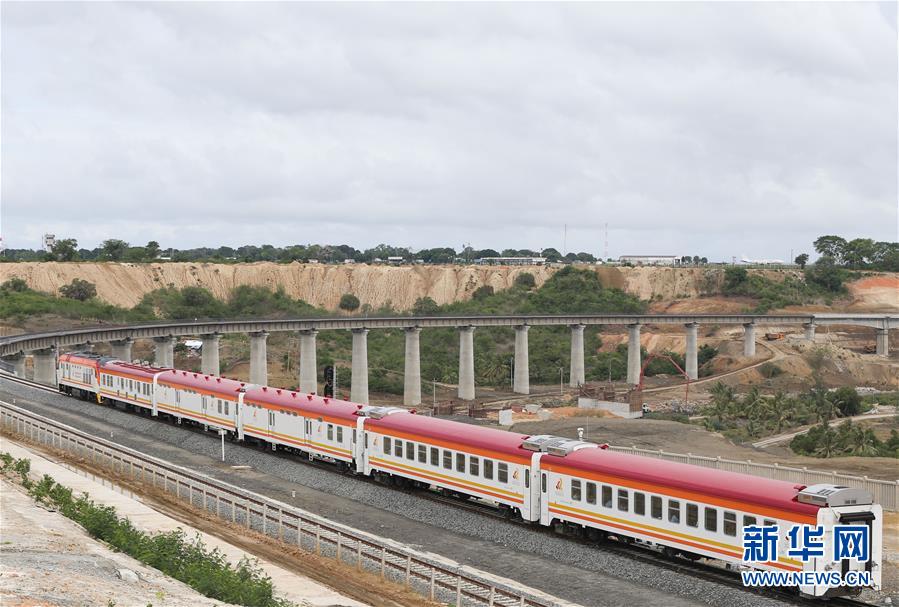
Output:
0 452 295 607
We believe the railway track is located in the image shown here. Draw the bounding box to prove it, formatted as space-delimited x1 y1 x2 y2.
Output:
0 372 880 607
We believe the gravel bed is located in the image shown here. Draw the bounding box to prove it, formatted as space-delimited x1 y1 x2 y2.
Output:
2 380 806 607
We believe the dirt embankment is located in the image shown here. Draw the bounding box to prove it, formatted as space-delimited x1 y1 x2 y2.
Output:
0 262 896 313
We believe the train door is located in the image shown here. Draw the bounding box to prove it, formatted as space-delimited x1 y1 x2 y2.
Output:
524 452 542 522
235 392 246 440
201 395 209 427
354 416 367 474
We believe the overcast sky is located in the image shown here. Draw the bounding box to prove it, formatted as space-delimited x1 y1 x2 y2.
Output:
2 2 896 260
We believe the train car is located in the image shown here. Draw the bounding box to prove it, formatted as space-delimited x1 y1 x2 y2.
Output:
363 411 537 519
155 369 248 434
98 360 166 413
241 387 362 467
536 440 882 598
58 352 103 399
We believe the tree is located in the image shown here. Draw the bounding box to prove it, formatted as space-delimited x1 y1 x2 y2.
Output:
411 296 439 315
692 255 700 265
700 257 708 264
99 239 129 261
145 241 161 260
59 278 97 301
50 238 79 261
338 293 360 312
830 386 861 417
514 272 536 289
842 238 877 267
804 256 845 292
794 253 809 268
540 248 562 262
813 235 847 264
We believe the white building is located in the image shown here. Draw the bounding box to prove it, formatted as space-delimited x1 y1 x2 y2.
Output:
42 234 57 252
477 257 546 266
618 255 679 266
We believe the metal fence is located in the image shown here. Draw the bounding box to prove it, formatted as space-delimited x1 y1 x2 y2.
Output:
0 401 574 607
608 445 898 511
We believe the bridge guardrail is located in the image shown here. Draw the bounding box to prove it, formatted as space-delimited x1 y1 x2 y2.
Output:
607 446 898 511
0 400 574 607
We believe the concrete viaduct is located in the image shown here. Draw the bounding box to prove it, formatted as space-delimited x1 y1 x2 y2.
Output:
1 314 894 406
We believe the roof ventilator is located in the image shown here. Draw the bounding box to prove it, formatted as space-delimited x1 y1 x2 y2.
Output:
522 434 596 456
797 484 873 507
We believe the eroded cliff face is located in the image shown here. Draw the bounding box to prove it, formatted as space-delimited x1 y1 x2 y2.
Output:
1 262 894 312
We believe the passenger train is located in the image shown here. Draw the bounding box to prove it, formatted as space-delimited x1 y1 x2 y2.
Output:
56 352 882 599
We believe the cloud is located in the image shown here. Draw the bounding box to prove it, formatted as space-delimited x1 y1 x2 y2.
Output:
1 2 896 259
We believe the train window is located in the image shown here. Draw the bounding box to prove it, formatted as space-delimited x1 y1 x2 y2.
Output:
541 474 547 493
650 496 663 520
484 459 494 480
586 482 597 505
571 479 582 501
763 519 776 528
704 508 718 532
383 437 391 454
430 447 439 466
406 441 414 460
217 400 222 414
668 500 681 524
602 485 613 508
394 440 403 457
742 515 756 529
455 453 465 473
687 504 699 527
337 426 344 443
618 489 629 512
498 463 508 484
224 402 229 416
327 424 334 441
723 512 737 536
634 492 645 515
418 444 427 463
443 450 452 469
469 456 479 476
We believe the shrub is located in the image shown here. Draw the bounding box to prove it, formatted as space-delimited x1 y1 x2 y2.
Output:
338 293 360 312
514 272 536 289
0 277 28 293
59 278 97 301
759 362 783 378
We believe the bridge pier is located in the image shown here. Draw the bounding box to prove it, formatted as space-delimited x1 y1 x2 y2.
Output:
3 353 26 378
351 329 369 404
876 329 889 356
110 338 134 362
249 331 269 385
803 322 817 341
201 333 221 376
153 336 175 368
685 323 699 380
626 324 641 386
33 347 57 386
299 329 318 394
569 324 585 387
513 325 529 395
743 323 756 357
404 327 422 407
458 326 476 401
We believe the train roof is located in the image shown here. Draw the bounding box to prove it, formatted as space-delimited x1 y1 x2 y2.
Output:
367 413 532 462
59 352 110 367
102 360 169 380
157 368 249 396
542 447 819 517
243 386 361 422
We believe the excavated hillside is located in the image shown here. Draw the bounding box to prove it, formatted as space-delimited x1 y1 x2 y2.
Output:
0 262 896 312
